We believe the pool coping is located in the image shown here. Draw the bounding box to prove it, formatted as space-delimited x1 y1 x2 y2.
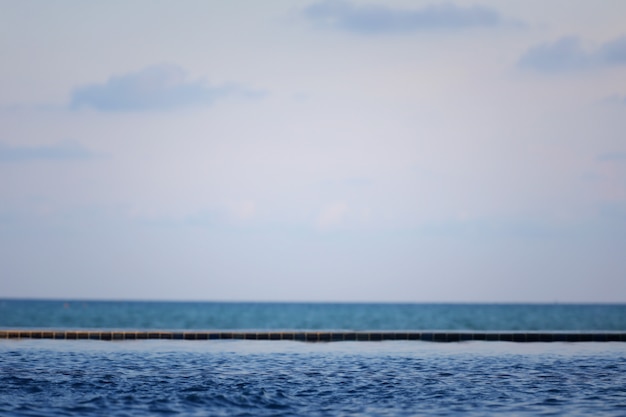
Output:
1 330 625 342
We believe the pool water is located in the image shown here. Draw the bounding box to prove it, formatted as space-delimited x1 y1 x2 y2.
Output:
1 340 625 416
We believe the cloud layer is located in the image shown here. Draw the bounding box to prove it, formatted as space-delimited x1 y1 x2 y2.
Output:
519 35 626 72
303 1 503 34
70 64 232 111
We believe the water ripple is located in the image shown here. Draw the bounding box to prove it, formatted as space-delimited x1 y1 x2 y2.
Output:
0 341 625 416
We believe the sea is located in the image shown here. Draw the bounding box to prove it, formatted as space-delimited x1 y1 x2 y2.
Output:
1 300 625 416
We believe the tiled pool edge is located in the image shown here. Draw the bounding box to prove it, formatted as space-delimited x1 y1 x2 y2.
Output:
1 330 626 342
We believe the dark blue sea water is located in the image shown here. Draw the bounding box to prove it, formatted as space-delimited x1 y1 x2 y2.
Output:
2 300 626 330
1 300 625 416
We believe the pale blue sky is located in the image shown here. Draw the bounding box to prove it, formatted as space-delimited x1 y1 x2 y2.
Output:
1 1 625 302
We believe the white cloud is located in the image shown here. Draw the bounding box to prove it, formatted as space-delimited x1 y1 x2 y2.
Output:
518 35 626 72
69 64 263 111
303 1 508 34
230 201 257 221
317 202 349 229
0 141 96 162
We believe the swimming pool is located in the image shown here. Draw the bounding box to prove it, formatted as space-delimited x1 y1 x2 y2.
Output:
1 339 625 416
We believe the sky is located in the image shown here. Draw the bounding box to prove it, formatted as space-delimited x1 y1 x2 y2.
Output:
1 0 625 302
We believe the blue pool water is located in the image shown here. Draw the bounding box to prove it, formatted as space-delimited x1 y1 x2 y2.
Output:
1 340 625 416
1 300 625 416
